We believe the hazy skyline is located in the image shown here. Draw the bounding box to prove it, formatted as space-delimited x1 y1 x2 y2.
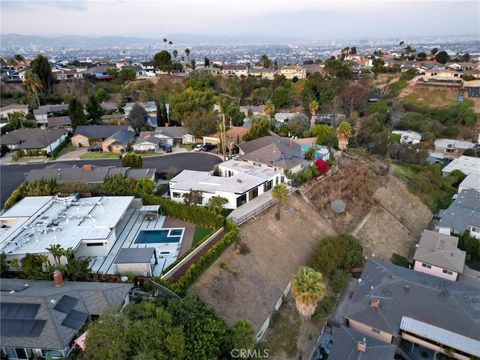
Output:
1 0 479 40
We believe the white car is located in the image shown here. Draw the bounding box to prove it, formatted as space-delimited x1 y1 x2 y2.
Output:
194 144 204 152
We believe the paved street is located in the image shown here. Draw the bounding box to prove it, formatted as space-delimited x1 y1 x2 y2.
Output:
0 152 222 206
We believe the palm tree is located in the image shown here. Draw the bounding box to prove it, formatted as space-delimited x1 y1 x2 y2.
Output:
271 183 289 220
24 71 42 108
264 100 275 119
309 100 319 128
163 38 167 50
172 49 178 60
336 121 352 153
184 48 190 60
218 97 231 160
46 244 64 265
168 41 173 52
291 266 326 357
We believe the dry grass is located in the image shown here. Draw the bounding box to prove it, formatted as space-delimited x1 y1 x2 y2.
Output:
190 195 335 331
401 86 458 108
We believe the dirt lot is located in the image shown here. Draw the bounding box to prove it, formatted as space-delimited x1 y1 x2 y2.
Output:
190 194 335 332
305 156 432 261
305 155 389 234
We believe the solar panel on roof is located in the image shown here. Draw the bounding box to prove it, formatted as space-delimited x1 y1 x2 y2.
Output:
1 303 40 319
62 310 87 329
54 295 79 313
1 319 46 337
0 283 29 292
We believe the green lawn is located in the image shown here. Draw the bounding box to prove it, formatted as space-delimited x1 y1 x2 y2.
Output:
80 152 121 160
193 226 214 247
53 144 77 159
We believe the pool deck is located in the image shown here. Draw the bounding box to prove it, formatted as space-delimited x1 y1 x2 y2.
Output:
88 208 183 275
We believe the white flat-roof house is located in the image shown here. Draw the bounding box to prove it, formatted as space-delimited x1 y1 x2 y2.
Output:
123 102 157 118
0 195 135 262
459 173 480 193
392 130 422 145
441 156 480 177
169 161 283 209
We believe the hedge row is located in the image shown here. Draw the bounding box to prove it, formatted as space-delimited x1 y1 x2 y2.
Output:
151 197 225 229
157 222 238 296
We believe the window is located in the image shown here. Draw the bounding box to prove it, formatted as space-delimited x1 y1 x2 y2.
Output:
372 328 381 334
471 226 480 233
442 269 453 275
86 242 104 247
422 263 432 269
172 192 181 198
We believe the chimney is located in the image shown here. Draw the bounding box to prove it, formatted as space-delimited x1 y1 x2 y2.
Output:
370 297 380 308
53 270 64 287
82 164 93 172
357 340 367 352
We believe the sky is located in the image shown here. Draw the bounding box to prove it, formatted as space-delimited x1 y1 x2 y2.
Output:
1 0 479 40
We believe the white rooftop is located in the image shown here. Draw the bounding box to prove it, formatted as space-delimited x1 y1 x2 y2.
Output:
434 138 475 151
441 156 480 176
169 170 267 194
0 195 134 255
392 130 422 141
0 196 52 218
459 173 480 192
219 159 280 180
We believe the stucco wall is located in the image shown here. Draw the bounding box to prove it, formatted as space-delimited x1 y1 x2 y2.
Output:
348 318 394 343
413 260 458 281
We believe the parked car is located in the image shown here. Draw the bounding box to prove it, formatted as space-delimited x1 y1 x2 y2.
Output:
202 143 216 152
194 144 204 152
88 144 102 152
162 144 173 153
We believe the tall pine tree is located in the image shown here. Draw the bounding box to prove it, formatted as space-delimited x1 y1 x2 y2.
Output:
68 97 87 128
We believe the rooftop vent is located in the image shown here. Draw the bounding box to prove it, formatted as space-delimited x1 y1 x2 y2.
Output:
404 284 410 292
357 340 367 352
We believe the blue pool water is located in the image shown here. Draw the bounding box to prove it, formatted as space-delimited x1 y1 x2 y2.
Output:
135 229 183 244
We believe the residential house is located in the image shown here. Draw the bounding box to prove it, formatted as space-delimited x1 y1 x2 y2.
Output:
101 129 135 153
0 278 131 360
203 126 248 150
195 66 222 75
0 128 67 154
301 64 325 75
458 173 480 192
413 230 466 281
132 131 162 152
437 189 480 239
25 164 156 185
239 105 265 117
85 65 114 80
169 165 282 209
71 125 130 147
115 59 133 69
33 104 69 125
274 112 301 123
121 64 145 78
44 116 72 130
441 155 480 177
279 65 307 79
123 101 157 118
329 326 396 360
249 67 277 80
155 126 195 146
221 64 249 77
53 69 84 81
237 136 307 174
340 259 480 360
0 104 29 120
434 140 476 160
392 130 422 144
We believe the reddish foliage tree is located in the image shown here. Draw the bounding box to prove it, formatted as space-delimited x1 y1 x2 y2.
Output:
314 159 329 175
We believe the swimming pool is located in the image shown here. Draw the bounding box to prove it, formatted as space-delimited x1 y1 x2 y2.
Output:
135 229 184 244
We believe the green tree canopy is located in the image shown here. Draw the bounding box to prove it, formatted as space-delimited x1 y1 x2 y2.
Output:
243 115 272 141
256 54 273 68
86 93 105 124
435 51 450 64
183 189 203 205
128 103 149 131
183 110 217 137
122 153 143 168
324 59 353 79
168 90 215 124
68 96 87 128
31 54 54 94
153 50 173 72
311 125 336 147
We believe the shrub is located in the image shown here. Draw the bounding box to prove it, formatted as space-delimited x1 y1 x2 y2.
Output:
314 296 337 319
330 269 351 294
122 153 143 168
391 253 411 268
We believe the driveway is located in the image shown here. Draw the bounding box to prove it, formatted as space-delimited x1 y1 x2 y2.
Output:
55 148 88 160
0 152 222 206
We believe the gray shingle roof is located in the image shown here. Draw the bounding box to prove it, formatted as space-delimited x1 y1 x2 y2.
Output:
330 326 396 360
47 116 71 127
0 278 131 350
73 125 129 140
155 126 190 139
25 165 155 184
33 104 69 116
106 129 135 145
1 128 67 148
413 230 466 273
438 189 480 234
344 260 480 346
238 136 304 170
